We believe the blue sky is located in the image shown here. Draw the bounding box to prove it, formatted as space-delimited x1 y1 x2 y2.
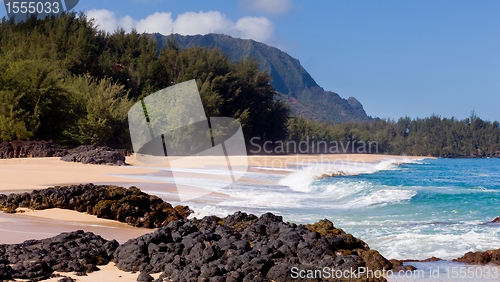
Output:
2 0 499 121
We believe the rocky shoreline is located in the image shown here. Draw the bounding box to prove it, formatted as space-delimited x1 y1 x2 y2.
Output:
1 185 499 281
0 184 191 228
114 212 392 282
0 185 394 281
0 140 128 165
0 212 392 282
0 230 117 281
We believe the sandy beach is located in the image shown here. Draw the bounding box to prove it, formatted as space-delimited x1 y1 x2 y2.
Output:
0 153 427 236
0 153 424 190
0 153 428 281
40 263 162 282
0 153 426 239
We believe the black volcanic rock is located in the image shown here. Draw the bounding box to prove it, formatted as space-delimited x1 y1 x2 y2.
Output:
137 271 154 281
0 184 394 281
114 212 390 281
0 140 66 158
0 230 117 280
0 140 128 165
0 184 192 228
453 248 500 265
60 145 127 165
0 211 392 281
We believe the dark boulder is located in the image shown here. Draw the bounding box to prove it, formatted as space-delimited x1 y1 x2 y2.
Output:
114 212 390 282
0 211 392 281
0 230 117 280
137 271 154 281
453 248 500 265
0 184 192 228
0 140 66 158
0 140 128 165
61 145 126 165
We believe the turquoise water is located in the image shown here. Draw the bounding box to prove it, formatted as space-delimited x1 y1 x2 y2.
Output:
192 158 500 260
297 158 500 260
114 157 500 260
273 158 500 260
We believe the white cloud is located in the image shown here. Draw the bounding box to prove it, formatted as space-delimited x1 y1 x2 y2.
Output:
87 9 138 33
240 0 293 15
173 11 233 35
119 15 137 32
234 17 275 42
87 9 119 32
86 9 277 44
136 12 173 35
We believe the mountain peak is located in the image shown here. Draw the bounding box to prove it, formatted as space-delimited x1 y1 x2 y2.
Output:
152 33 369 123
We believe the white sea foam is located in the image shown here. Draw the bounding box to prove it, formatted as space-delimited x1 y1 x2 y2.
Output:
111 158 420 210
123 166 249 177
251 166 297 172
218 188 306 209
279 158 418 193
309 179 370 199
186 203 235 219
111 157 500 264
366 225 500 260
339 189 417 209
112 166 282 183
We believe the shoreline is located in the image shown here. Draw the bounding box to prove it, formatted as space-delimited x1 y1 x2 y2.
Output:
1 205 499 282
3 153 495 281
0 153 427 200
0 153 431 247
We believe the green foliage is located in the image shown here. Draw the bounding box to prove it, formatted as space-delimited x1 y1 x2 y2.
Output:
157 33 318 98
153 45 291 142
287 113 500 157
0 57 73 142
98 28 161 99
0 90 32 141
66 76 132 146
5 13 496 158
0 12 106 75
0 13 290 148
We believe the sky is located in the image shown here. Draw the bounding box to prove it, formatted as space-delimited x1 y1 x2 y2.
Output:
2 0 499 121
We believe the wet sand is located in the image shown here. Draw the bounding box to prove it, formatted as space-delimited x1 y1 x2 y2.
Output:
0 153 426 245
42 263 161 282
0 208 152 244
0 153 433 281
0 154 426 189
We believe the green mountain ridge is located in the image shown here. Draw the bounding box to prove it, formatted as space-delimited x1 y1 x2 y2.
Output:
152 33 371 123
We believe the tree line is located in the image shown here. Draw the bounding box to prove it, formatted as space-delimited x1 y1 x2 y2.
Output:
1 13 499 158
286 113 500 157
0 13 289 148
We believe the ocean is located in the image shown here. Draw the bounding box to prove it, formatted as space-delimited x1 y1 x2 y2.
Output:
112 157 500 262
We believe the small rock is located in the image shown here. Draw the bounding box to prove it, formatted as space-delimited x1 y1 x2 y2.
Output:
137 271 154 281
58 277 76 282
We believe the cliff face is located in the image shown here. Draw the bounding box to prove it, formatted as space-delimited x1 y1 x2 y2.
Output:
153 33 371 123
